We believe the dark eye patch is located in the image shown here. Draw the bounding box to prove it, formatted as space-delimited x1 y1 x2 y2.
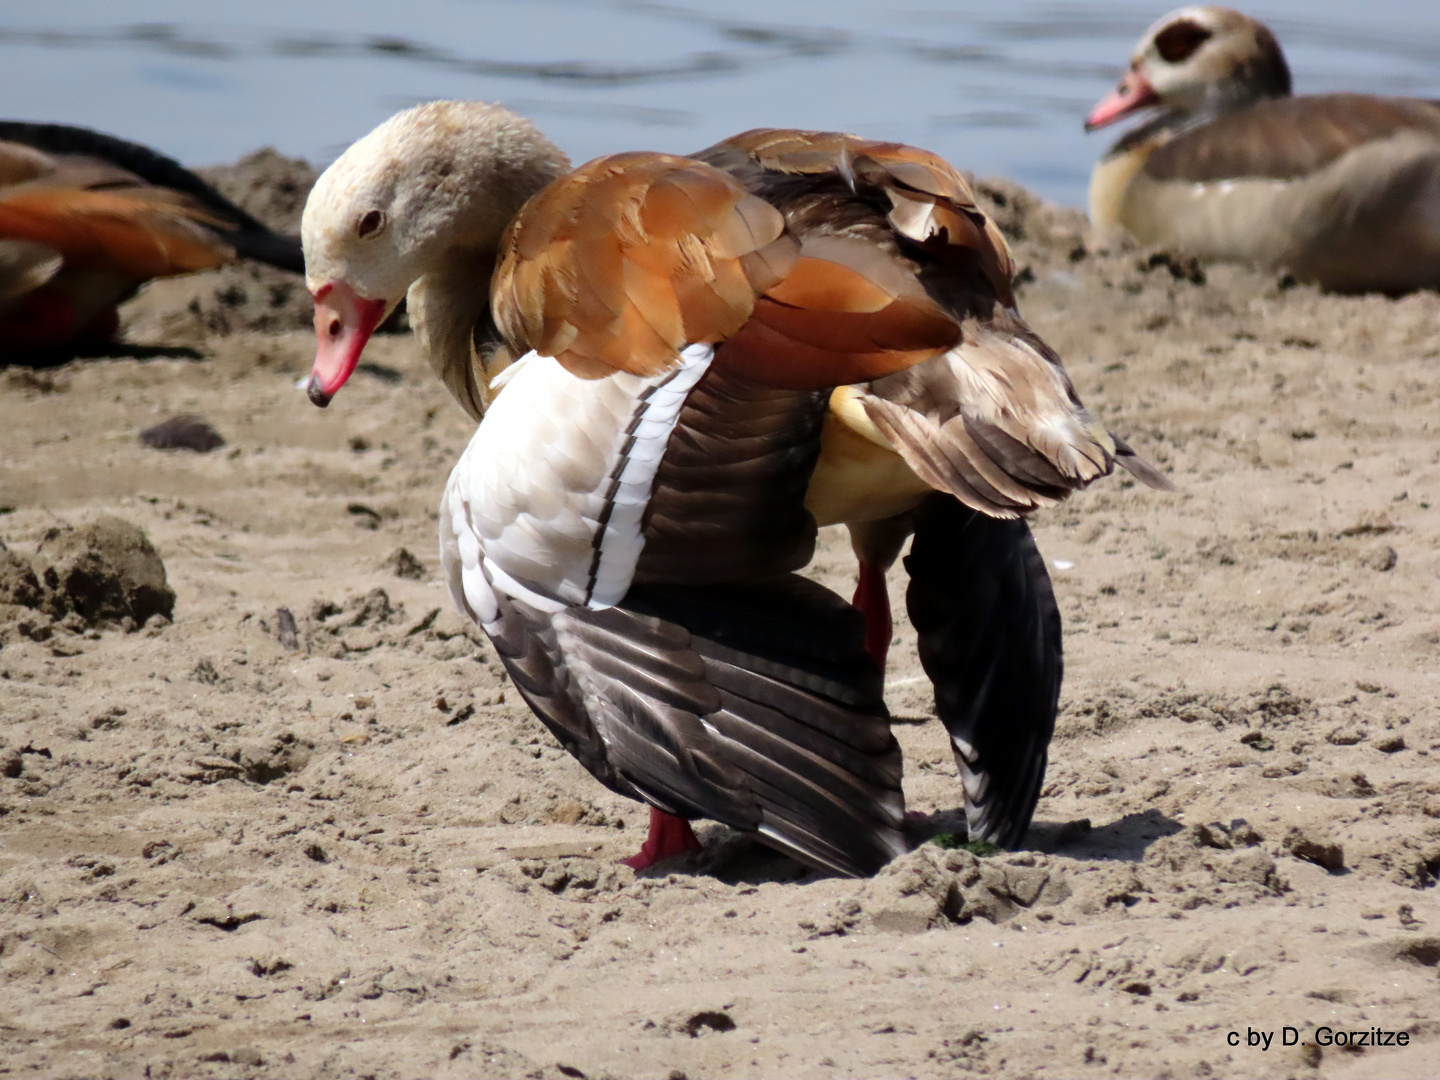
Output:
1154 19 1213 63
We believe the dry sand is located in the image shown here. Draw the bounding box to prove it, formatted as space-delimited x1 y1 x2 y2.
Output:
1 154 1438 1080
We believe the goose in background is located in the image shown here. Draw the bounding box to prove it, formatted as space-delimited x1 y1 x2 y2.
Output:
1086 6 1440 292
0 121 305 355
300 102 1168 874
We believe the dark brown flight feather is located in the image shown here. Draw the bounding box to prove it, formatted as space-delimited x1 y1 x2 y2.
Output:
484 573 907 877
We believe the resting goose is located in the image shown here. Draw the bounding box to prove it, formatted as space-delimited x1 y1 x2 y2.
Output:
0 121 305 354
301 102 1167 872
1087 6 1440 292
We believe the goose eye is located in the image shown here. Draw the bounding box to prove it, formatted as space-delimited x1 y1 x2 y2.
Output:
357 209 386 239
1154 19 1213 64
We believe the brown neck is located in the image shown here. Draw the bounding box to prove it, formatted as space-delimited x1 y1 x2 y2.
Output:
408 245 505 422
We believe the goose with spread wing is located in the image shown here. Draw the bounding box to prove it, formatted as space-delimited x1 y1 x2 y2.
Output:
300 102 1168 873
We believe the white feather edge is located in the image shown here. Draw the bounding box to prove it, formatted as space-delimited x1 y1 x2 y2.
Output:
946 331 1114 482
438 344 714 629
950 733 993 825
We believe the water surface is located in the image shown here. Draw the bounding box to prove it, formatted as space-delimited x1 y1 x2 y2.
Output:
5 1 1440 206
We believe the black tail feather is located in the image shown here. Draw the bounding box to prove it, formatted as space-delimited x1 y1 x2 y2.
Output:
905 493 1062 849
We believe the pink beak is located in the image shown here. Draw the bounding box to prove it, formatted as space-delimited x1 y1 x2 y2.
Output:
1084 69 1160 131
307 281 389 407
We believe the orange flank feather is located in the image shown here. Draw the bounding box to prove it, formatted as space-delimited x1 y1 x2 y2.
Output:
720 236 960 389
493 152 798 379
0 186 233 279
766 244 897 312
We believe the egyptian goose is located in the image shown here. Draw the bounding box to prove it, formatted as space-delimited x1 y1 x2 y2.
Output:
301 102 1166 873
1086 6 1440 293
0 121 305 355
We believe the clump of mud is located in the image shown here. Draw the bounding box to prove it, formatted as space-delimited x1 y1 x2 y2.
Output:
0 547 45 609
139 414 227 453
121 260 314 344
0 517 174 642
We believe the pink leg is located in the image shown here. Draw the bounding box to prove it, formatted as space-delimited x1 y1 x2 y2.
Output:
852 560 893 671
622 807 703 870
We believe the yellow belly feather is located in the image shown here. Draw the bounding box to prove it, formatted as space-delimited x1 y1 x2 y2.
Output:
804 387 933 528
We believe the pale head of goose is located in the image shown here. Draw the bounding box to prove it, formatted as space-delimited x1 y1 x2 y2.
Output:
301 100 570 407
1085 6 1291 131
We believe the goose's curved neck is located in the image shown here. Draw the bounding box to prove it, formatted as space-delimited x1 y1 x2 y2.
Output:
404 124 570 421
408 244 508 422
1108 103 1228 157
408 149 570 423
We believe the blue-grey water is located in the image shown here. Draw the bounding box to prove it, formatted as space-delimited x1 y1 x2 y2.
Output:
5 1 1440 208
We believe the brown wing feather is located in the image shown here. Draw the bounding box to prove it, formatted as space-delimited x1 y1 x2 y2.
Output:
636 364 828 584
854 306 1177 518
483 575 907 877
1146 94 1440 183
0 186 233 277
696 129 1173 514
718 234 960 389
695 130 1032 389
493 152 798 379
700 129 1016 307
692 128 1038 389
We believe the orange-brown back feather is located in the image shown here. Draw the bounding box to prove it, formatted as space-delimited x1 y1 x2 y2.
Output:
719 235 960 389
492 135 1020 390
704 129 1016 307
493 152 798 379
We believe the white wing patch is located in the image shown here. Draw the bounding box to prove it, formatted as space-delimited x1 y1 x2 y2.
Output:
438 344 714 623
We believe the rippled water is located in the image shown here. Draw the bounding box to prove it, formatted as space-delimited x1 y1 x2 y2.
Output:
5 1 1440 207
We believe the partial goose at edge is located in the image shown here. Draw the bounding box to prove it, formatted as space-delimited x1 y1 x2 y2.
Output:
0 121 305 357
1086 5 1440 293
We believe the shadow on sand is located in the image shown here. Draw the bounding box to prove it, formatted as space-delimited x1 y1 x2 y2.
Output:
1028 808 1184 861
633 807 1186 887
4 344 206 370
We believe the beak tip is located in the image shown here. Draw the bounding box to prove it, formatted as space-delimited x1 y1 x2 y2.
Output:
306 377 333 408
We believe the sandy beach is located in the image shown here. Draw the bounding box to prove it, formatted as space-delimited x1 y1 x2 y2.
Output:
1 153 1437 1079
